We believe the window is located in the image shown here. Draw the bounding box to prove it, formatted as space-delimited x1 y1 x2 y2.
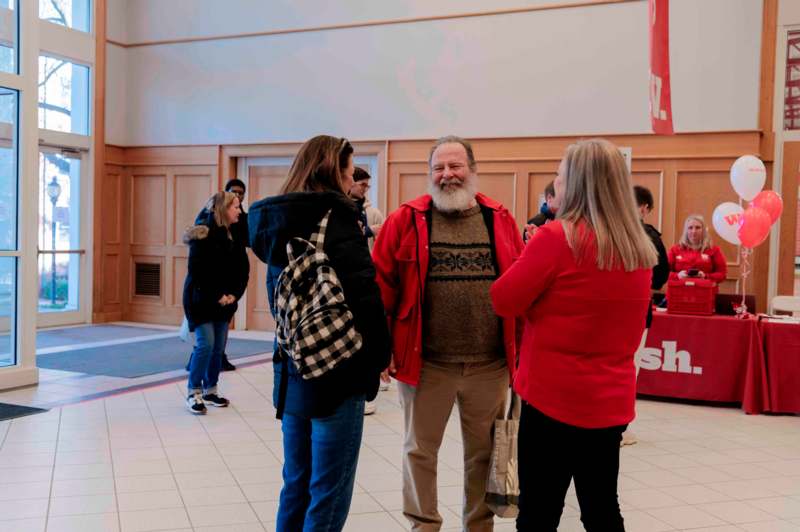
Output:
38 55 90 135
38 151 80 312
39 0 90 33
0 88 16 367
0 0 17 74
0 257 16 367
0 89 16 251
784 30 800 130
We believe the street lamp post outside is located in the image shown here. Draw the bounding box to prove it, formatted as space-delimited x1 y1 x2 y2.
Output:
46 176 61 305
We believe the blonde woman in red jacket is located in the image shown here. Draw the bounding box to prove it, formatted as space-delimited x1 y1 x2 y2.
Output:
668 214 727 282
491 139 657 532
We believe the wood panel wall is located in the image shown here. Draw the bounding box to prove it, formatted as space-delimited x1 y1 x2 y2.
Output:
96 131 785 326
98 146 219 324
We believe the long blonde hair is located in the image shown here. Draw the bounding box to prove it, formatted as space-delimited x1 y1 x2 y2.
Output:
558 139 657 271
679 214 712 251
206 191 237 233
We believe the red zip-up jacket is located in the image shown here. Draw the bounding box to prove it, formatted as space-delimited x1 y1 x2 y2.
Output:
491 222 651 428
667 245 727 283
372 193 524 386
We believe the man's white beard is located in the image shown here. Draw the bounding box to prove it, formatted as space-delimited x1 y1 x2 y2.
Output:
429 174 478 212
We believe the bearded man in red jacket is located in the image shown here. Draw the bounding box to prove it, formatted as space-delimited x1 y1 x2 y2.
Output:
372 135 524 531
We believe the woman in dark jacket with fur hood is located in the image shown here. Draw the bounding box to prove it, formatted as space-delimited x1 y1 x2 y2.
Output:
182 191 244 415
249 135 391 532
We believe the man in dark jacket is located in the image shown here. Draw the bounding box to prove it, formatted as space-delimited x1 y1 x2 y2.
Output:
634 185 669 298
186 179 250 371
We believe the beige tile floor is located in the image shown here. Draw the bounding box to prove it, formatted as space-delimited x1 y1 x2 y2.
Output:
0 361 798 531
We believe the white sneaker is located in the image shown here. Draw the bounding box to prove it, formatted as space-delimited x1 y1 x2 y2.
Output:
379 381 390 392
187 393 206 415
364 401 377 415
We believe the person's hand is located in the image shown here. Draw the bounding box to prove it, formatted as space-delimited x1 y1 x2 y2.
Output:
380 356 396 383
677 270 688 279
524 224 537 243
218 294 235 305
696 271 706 278
370 224 382 236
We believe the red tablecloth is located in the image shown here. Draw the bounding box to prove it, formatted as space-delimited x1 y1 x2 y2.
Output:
636 312 769 413
760 320 800 414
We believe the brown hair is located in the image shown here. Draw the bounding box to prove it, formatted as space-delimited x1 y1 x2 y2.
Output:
205 191 237 234
280 135 354 194
558 139 657 271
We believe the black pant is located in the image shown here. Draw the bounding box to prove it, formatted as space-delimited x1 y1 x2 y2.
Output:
516 402 626 532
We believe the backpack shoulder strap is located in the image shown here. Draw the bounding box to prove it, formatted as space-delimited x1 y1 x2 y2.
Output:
310 209 333 251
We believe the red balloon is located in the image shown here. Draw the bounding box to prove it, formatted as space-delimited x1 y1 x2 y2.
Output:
738 206 772 248
750 190 783 224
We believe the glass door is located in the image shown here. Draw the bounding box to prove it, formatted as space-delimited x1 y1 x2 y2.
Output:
37 148 87 326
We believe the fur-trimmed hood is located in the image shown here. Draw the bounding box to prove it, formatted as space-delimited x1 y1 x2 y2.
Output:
182 224 209 244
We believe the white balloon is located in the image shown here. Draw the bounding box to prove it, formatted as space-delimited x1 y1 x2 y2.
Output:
730 155 766 201
712 202 744 245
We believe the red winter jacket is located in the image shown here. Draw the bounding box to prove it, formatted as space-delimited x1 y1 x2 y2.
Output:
372 193 524 386
491 221 652 429
667 245 727 283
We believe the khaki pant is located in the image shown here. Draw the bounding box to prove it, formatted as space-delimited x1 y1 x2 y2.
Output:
398 358 509 532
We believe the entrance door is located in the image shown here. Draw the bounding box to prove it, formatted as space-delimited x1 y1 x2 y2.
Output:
241 160 292 332
37 148 88 327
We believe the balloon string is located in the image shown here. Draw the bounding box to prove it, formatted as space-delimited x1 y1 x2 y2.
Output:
738 247 752 318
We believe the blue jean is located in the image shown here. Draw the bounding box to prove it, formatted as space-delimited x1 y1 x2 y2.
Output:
276 394 365 532
187 321 228 395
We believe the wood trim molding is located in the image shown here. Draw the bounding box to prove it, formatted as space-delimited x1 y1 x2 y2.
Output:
759 0 778 159
107 0 641 48
106 145 219 166
92 0 107 322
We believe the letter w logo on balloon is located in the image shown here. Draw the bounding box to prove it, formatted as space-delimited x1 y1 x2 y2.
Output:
723 213 742 226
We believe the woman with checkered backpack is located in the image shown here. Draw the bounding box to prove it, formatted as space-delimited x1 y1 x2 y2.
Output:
249 135 391 532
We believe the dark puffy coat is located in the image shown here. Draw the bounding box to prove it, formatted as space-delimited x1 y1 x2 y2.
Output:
195 207 250 305
249 191 391 419
182 220 244 331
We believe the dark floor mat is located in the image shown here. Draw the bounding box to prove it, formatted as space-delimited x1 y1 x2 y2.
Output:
0 402 48 421
36 336 273 378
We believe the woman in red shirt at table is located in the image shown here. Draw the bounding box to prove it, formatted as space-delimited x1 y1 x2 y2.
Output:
491 139 656 532
668 215 727 282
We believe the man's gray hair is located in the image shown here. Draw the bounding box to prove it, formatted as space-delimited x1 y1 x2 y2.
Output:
428 135 477 172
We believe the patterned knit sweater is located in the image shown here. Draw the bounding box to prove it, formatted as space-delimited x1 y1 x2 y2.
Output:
422 205 503 363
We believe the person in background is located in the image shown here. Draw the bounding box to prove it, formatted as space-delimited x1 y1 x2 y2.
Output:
621 185 670 446
349 167 385 251
348 167 388 415
248 135 391 532
527 180 557 227
182 191 244 414
491 139 656 531
668 214 727 283
186 179 250 372
373 135 523 531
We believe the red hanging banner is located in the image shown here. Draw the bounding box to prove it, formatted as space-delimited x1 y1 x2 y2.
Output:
649 0 674 134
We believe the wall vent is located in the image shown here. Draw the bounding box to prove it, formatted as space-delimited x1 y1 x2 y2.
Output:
134 262 161 297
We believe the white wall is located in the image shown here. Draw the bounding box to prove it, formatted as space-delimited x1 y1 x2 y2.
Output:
105 0 763 146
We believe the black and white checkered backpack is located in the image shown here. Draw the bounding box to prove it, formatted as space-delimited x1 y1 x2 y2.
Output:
274 209 363 380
